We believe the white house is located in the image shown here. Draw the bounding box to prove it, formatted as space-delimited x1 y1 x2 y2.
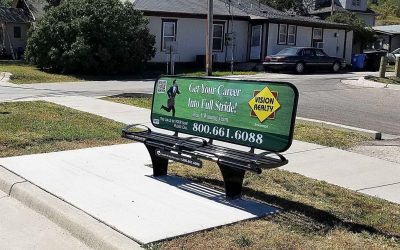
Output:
6 0 354 65
308 0 377 26
133 0 354 65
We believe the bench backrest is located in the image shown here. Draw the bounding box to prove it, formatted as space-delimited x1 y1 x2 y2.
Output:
151 76 298 152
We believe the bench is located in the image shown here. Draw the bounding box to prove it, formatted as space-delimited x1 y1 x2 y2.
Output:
123 76 298 199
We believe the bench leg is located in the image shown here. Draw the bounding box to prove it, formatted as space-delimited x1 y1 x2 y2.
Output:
218 164 246 200
145 145 168 176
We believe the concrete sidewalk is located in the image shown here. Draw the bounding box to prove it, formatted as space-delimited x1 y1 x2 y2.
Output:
0 190 90 250
41 96 400 204
0 79 153 102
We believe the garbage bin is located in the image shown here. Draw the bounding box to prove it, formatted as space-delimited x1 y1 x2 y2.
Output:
363 50 388 72
352 54 366 70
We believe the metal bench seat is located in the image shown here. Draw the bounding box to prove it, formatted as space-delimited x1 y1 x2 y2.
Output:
123 124 288 199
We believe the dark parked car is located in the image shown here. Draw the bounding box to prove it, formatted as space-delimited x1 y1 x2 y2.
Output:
263 47 346 74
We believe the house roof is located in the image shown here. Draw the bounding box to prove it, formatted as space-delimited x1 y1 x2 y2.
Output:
0 7 33 23
132 0 250 18
230 0 348 28
133 0 348 29
25 0 46 20
12 0 46 20
373 25 400 35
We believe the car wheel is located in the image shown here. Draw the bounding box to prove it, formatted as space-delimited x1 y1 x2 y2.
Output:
295 62 305 74
332 62 341 73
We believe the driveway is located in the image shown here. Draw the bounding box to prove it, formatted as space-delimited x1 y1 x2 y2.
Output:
230 72 400 136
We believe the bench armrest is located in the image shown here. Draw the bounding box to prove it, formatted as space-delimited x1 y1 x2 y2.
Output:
122 124 152 134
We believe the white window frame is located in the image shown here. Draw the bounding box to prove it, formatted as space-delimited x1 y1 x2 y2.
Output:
313 28 323 40
213 23 224 52
278 24 287 45
312 28 323 48
162 20 177 52
287 25 296 46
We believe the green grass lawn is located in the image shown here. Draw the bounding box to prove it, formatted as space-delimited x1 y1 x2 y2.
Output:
0 101 126 157
104 96 370 149
145 161 400 249
0 61 82 84
3 100 397 249
365 75 400 86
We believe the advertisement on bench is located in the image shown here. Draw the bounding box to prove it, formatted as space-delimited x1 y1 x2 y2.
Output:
151 76 298 152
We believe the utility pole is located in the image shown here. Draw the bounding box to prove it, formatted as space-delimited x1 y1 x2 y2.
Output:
331 0 335 16
206 0 213 76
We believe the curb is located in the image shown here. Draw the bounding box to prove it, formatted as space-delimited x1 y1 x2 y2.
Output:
297 117 382 140
0 166 142 250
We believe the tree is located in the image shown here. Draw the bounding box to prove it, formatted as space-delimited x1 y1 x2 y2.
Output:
25 0 156 75
0 0 12 7
44 0 63 10
261 0 315 14
326 12 376 49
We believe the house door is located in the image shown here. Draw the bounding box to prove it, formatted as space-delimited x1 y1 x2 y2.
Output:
250 25 263 60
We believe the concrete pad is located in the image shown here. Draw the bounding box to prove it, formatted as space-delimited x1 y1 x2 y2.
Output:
0 143 278 244
0 191 90 250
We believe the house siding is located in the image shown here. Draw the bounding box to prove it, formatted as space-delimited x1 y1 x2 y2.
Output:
296 26 313 47
266 23 352 63
345 30 354 62
356 13 376 27
1 22 30 54
323 29 345 59
341 0 368 11
146 15 249 63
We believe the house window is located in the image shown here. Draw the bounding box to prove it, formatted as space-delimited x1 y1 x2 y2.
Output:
352 0 361 6
161 20 177 51
312 28 323 47
287 25 296 45
278 24 287 44
14 26 21 39
213 23 224 51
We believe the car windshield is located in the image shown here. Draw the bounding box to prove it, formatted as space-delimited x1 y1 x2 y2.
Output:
276 48 299 56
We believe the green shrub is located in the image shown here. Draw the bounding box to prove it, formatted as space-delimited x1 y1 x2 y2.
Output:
25 0 155 75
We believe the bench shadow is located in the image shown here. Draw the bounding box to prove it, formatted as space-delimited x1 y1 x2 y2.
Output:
195 176 400 241
152 174 400 241
148 175 280 217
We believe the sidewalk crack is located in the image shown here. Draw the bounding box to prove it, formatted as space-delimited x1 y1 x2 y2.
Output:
356 182 400 192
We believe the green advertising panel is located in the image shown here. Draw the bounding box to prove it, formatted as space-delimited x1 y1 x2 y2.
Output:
151 76 298 152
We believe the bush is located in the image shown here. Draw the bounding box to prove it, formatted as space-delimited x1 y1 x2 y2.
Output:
25 0 155 75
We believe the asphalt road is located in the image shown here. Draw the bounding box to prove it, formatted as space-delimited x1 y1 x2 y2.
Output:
1 72 399 135
237 72 400 135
